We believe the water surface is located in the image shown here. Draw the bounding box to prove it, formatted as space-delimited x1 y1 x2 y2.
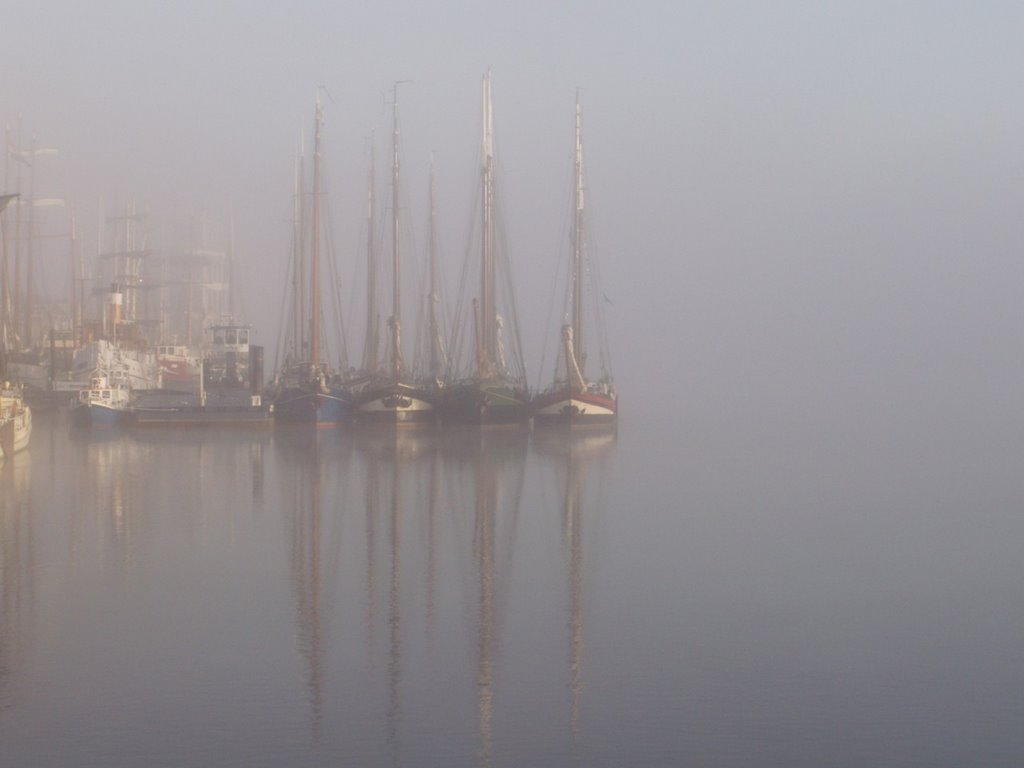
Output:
1 409 1022 766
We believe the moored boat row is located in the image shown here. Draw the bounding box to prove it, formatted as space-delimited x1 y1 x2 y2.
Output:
269 74 616 430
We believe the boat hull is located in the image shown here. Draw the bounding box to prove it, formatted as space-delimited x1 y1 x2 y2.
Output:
0 406 32 458
71 402 127 428
273 386 352 427
440 382 532 425
133 405 272 428
355 382 437 425
533 388 617 425
132 388 271 427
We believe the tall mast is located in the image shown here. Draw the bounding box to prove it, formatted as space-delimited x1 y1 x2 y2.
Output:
12 118 22 347
296 130 307 361
291 145 302 358
2 127 10 339
390 83 403 380
428 155 446 382
70 209 79 345
310 95 323 371
24 132 37 346
0 194 18 370
479 70 496 377
363 144 378 373
228 210 237 319
571 91 585 378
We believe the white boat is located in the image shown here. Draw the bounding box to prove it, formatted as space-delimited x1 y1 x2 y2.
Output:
0 380 32 457
67 339 160 391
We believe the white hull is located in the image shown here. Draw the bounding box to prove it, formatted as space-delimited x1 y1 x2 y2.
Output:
534 395 616 421
356 386 436 423
0 395 32 458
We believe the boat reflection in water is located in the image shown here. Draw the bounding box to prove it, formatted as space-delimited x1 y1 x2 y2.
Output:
266 423 617 765
533 424 617 755
2 411 616 765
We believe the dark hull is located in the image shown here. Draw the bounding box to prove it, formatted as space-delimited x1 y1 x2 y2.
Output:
133 405 272 427
273 386 352 427
439 381 532 425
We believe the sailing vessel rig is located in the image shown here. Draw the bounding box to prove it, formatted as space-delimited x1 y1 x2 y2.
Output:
534 94 617 424
442 71 531 424
0 193 32 456
354 84 437 424
273 95 352 427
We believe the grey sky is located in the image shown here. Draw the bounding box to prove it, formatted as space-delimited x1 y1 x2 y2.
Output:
3 2 1023 423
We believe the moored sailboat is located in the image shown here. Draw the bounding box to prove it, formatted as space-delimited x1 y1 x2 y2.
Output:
534 94 617 425
441 71 531 424
273 95 352 427
356 83 436 428
355 84 437 425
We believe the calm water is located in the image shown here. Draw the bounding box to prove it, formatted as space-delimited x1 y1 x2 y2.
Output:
2 408 1023 767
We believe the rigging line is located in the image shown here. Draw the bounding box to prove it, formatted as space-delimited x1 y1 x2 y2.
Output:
584 212 613 378
493 198 527 387
446 168 480 382
535 155 575 391
272 237 294 377
324 200 349 373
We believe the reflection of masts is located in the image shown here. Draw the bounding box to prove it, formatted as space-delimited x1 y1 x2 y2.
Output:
290 460 324 738
426 443 439 636
475 450 497 768
566 450 584 748
365 449 379 661
387 451 402 758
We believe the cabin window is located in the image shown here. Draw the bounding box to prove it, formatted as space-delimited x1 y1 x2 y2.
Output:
102 391 110 399
239 329 249 345
226 330 237 345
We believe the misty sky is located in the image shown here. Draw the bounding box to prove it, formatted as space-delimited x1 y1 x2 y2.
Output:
3 1 1023 428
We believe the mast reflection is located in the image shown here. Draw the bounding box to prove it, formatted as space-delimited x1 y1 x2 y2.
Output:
444 426 528 767
277 431 347 741
355 426 439 763
535 425 616 755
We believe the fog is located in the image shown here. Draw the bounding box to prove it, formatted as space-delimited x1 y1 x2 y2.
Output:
4 1 1023 433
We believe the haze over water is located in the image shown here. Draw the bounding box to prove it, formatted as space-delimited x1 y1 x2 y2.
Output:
2 403 1024 767
5 3 1024 765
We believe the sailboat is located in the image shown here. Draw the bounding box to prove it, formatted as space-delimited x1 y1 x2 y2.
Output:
1 193 32 458
354 84 437 424
273 95 352 427
441 71 531 424
534 94 617 424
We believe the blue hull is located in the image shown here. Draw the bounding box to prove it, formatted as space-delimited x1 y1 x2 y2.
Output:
273 387 352 427
71 403 127 428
